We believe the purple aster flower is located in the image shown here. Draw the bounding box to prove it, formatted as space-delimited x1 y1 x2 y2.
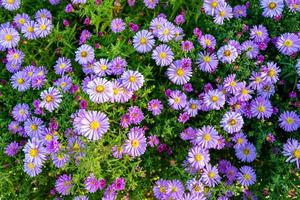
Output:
110 80 132 103
144 0 158 9
249 72 264 90
86 77 113 103
113 177 126 191
167 60 192 85
75 44 95 65
23 138 47 166
54 76 72 92
49 0 61 5
233 5 247 18
152 44 174 66
121 70 144 91
24 160 42 177
174 26 184 41
52 152 70 168
79 29 91 45
167 90 187 110
6 48 24 64
203 0 225 16
73 110 110 141
53 57 72 75
147 99 163 116
85 174 101 193
201 164 221 187
283 138 300 168
221 111 244 134
157 21 176 43
223 74 239 94
12 103 30 122
110 56 127 75
111 18 125 33
11 71 31 92
150 17 168 37
133 30 155 53
55 174 73 195
187 146 210 170
124 127 147 157
180 127 196 141
2 0 21 10
93 58 112 77
180 193 206 200
193 126 219 149
285 0 300 12
4 141 20 157
232 132 248 149
148 135 159 147
178 112 190 123
183 83 193 92
260 0 284 18
181 40 194 52
236 82 253 102
204 89 225 110
24 117 45 138
250 97 273 119
217 44 238 64
276 33 300 55
278 111 300 132
214 3 233 25
40 87 62 112
174 14 185 25
235 142 256 162
35 9 52 20
112 145 124 159
257 82 275 98
184 99 200 117
225 165 238 183
34 18 52 38
186 178 204 194
8 121 20 134
153 179 168 199
250 25 269 43
166 180 184 199
199 34 216 49
128 106 144 125
196 51 218 73
242 40 259 59
21 20 37 40
6 62 21 73
237 166 256 186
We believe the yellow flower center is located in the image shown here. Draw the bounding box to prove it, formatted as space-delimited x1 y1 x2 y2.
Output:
96 85 105 93
5 34 12 41
284 39 293 47
131 139 140 148
203 134 211 141
224 50 231 57
241 89 248 95
174 97 181 104
100 65 107 71
293 149 300 158
45 95 53 103
171 186 177 192
219 11 226 17
176 68 184 76
13 53 19 60
40 24 46 31
237 138 243 144
81 51 87 58
255 77 261 83
211 95 218 102
19 18 25 25
211 1 218 8
268 2 277 9
140 37 147 44
243 148 250 155
129 75 136 83
193 184 200 192
159 186 166 193
163 28 169 35
29 148 38 157
59 63 66 69
190 103 197 109
195 153 202 161
27 162 35 169
28 26 34 33
90 120 100 130
243 173 251 180
30 124 37 131
57 154 65 160
257 105 265 113
205 39 211 46
113 88 119 95
229 119 237 126
208 172 215 178
256 31 262 37
293 4 299 9
203 55 211 63
7 0 15 4
19 109 25 115
159 52 166 59
45 134 53 141
286 117 294 124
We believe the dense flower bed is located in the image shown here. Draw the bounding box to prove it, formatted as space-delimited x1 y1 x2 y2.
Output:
0 0 300 199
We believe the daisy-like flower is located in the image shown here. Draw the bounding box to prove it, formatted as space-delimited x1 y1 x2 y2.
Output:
278 111 300 132
128 106 144 125
186 178 204 194
1 0 20 11
124 127 147 157
34 18 52 38
214 3 233 25
223 74 240 94
0 27 20 49
52 152 70 168
233 4 247 18
261 0 284 17
184 99 200 117
168 90 187 110
23 138 47 166
93 59 111 77
157 21 176 43
55 174 73 196
237 166 256 186
110 18 125 33
133 30 155 53
147 99 163 116
54 76 72 92
166 180 185 199
196 51 219 73
250 97 273 119
6 48 24 64
24 160 42 177
217 44 238 64
24 117 45 138
242 40 259 59
285 0 300 12
283 138 300 168
40 87 62 112
203 0 225 16
193 126 219 149
86 77 113 103
144 0 159 9
150 17 168 37
152 44 174 66
276 33 300 55
249 71 265 90
120 70 144 91
199 34 216 49
11 71 30 92
167 60 192 85
6 62 21 73
187 146 210 170
73 110 110 141
21 20 37 40
35 9 52 20
201 164 221 187
174 26 184 41
53 57 72 75
232 132 248 149
75 44 95 65
112 145 124 159
153 179 169 199
221 111 244 134
257 82 275 99
4 141 20 157
110 56 127 75
250 25 269 43
236 82 253 102
204 89 225 110
235 142 256 162
84 174 101 193
12 103 30 122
